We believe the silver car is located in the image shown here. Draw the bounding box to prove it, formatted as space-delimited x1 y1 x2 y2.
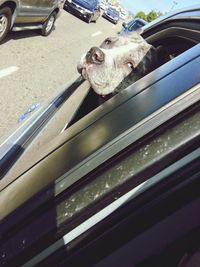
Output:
0 0 64 43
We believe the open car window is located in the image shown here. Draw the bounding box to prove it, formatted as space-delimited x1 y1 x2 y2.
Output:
65 20 200 128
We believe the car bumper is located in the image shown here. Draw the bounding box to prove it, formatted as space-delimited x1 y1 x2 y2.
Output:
64 2 93 20
102 14 119 23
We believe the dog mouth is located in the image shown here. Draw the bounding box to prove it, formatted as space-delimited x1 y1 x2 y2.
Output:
79 66 107 90
78 63 95 80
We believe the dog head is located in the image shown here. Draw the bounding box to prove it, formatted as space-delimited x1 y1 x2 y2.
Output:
77 32 153 96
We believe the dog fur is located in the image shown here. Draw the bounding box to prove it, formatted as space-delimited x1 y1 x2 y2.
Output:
77 32 162 97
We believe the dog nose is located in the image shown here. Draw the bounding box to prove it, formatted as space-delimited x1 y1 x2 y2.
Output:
86 47 105 64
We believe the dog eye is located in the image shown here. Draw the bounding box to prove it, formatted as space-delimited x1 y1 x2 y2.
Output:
104 38 112 45
127 62 133 69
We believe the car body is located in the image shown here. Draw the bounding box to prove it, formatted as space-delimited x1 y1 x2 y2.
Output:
120 18 147 34
0 0 64 43
102 6 120 24
64 0 101 23
0 5 200 267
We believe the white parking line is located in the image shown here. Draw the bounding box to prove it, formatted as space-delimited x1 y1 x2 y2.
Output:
91 31 102 37
0 66 19 79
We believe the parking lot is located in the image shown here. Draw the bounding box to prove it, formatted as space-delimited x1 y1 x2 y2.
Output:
0 10 121 141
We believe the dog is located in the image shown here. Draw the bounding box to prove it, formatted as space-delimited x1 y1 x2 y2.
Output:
77 32 166 99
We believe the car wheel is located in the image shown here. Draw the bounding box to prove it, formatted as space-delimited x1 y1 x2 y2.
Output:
95 13 100 22
0 7 12 43
41 12 56 36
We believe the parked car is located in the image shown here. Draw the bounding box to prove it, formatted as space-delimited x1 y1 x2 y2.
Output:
0 5 200 267
64 0 101 23
102 6 120 24
120 18 147 34
0 0 64 43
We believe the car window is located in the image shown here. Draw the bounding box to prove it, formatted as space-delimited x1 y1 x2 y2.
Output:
65 26 199 128
128 21 145 31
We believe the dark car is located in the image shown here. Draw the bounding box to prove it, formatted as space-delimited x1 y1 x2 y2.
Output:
64 0 101 23
1 5 200 267
120 18 147 34
102 6 120 24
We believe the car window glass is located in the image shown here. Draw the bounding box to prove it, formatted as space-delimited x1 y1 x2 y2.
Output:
129 21 144 31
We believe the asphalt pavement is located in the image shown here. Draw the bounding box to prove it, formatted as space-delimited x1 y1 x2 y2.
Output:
0 10 121 141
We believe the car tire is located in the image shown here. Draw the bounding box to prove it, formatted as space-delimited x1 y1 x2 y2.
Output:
0 7 12 44
95 13 100 23
87 15 92 23
41 12 56 36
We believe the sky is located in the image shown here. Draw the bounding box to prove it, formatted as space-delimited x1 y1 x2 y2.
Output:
120 0 200 14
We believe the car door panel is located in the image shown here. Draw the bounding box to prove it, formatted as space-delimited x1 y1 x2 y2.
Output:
15 0 55 23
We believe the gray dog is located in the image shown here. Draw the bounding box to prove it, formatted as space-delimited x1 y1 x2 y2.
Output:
77 32 164 97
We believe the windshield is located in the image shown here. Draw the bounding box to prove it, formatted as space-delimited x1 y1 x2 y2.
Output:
77 0 98 7
108 7 119 15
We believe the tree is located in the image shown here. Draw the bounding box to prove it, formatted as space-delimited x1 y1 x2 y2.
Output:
135 11 147 21
135 10 163 23
146 10 158 22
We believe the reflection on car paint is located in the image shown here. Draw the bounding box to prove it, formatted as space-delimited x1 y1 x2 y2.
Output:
18 103 40 123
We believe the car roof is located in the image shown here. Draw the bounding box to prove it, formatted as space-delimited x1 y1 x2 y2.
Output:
142 5 200 32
